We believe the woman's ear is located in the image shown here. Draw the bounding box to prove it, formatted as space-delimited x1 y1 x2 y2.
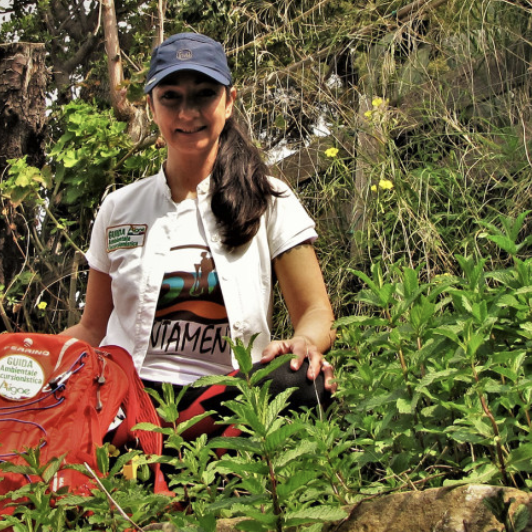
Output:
225 87 237 118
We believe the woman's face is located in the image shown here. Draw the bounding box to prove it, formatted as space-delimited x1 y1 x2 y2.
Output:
148 71 236 162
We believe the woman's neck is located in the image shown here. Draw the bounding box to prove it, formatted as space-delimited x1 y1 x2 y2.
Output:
164 150 216 202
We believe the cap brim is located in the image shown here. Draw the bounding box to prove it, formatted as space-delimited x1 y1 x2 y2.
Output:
144 64 231 93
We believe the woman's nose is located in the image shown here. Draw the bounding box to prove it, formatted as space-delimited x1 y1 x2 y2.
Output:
178 97 200 118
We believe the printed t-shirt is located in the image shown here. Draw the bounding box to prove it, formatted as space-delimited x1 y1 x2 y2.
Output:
140 198 232 385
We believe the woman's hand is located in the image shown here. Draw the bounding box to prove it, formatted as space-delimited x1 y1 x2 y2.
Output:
261 335 336 392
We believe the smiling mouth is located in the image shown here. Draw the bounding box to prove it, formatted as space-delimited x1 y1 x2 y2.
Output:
176 126 207 134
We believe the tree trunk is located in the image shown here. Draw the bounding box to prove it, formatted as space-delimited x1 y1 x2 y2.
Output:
0 43 47 330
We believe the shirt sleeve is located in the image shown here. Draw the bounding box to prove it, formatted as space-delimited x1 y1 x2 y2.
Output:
266 178 318 259
84 196 113 274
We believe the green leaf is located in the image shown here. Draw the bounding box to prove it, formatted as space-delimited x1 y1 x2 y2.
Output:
396 397 413 414
250 354 295 386
265 387 296 426
206 494 267 513
334 315 389 328
193 374 241 387
513 504 530 532
229 335 257 375
214 459 269 476
42 455 66 483
443 462 499 485
507 443 532 473
264 422 303 452
486 235 517 255
277 470 318 498
132 423 174 435
0 463 35 475
284 505 348 524
273 440 318 469
177 410 218 435
94 445 108 477
207 436 262 453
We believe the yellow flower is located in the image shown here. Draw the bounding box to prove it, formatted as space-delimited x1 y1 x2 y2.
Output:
37 301 47 310
372 97 384 107
325 147 339 158
122 455 140 480
364 110 373 118
108 444 120 458
379 179 394 190
371 185 377 192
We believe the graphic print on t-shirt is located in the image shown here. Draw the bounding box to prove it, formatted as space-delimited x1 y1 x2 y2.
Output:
150 244 231 366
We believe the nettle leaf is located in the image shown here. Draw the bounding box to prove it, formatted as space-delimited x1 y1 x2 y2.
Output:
277 470 319 498
229 335 257 374
236 515 276 532
432 326 461 344
214 459 269 476
507 443 532 473
264 422 303 453
42 456 65 483
284 505 348 525
416 367 460 389
176 411 217 435
250 354 295 386
193 374 241 387
485 234 517 255
466 333 486 359
95 445 109 475
0 463 35 475
273 439 318 468
513 504 530 532
359 388 408 410
334 315 389 328
206 494 267 513
207 436 262 454
108 450 142 477
443 462 499 486
396 397 413 414
355 362 374 385
265 388 296 426
133 423 174 435
445 426 488 444
225 400 265 433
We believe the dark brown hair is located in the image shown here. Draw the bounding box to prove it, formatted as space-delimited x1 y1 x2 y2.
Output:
210 116 283 248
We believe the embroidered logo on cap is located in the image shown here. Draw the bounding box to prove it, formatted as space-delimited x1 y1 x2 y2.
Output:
176 49 193 61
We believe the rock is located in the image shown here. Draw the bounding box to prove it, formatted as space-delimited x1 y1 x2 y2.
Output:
329 484 532 532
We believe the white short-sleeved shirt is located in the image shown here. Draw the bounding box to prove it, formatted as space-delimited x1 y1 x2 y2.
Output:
85 169 317 383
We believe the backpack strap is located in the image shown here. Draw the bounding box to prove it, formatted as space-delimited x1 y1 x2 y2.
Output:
101 345 161 454
101 346 172 495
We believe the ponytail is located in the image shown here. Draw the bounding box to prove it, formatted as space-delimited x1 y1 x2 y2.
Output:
210 116 283 248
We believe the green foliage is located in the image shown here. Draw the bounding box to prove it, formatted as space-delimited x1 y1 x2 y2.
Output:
48 101 130 208
332 213 532 493
47 101 164 213
0 157 52 207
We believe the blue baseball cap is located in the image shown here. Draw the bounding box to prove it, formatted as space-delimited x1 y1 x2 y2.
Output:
144 33 232 93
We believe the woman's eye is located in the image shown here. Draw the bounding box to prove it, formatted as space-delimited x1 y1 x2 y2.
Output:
161 91 180 100
197 89 216 98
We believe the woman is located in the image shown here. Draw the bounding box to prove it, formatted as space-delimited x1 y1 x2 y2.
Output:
64 33 336 434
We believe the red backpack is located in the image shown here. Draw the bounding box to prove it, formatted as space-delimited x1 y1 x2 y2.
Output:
0 333 169 512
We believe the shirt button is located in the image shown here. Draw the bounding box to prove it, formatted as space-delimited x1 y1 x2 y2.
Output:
234 321 243 330
211 234 220 243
